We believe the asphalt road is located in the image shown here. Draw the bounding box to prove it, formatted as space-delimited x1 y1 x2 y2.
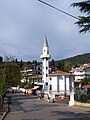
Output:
5 93 90 120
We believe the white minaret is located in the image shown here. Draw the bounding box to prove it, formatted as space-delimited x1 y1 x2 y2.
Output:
40 35 51 94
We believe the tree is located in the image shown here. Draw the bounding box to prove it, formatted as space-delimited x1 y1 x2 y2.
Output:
81 77 90 86
63 61 72 72
50 59 55 71
20 60 23 69
4 54 15 62
72 0 90 33
5 62 21 87
0 56 3 62
0 79 7 109
0 64 7 109
0 70 6 96
56 61 65 70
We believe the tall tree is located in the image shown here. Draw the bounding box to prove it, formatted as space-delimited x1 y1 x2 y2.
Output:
63 61 72 72
0 64 7 109
4 54 15 62
5 62 21 87
0 56 3 62
72 0 90 33
50 59 55 71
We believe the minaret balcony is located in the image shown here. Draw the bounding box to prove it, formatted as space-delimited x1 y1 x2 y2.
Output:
40 54 51 59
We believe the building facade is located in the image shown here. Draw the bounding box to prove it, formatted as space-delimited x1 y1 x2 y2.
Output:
21 63 42 83
49 70 74 96
71 63 90 82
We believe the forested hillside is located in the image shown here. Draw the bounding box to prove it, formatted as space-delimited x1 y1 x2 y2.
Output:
1 53 90 72
50 53 90 72
61 53 90 65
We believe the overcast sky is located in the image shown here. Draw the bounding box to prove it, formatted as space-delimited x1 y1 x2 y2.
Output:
0 0 90 61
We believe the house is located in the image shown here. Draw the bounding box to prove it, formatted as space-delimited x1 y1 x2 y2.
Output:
21 63 42 83
49 70 74 96
70 63 90 82
31 70 74 98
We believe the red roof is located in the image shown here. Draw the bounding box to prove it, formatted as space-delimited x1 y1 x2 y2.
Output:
31 75 42 79
83 85 90 88
50 70 73 76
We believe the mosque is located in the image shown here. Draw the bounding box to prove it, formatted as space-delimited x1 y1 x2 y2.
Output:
40 35 75 105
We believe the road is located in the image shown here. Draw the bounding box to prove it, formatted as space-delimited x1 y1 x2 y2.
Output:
5 93 90 120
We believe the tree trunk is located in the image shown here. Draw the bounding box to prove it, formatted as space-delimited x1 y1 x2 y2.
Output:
0 96 4 110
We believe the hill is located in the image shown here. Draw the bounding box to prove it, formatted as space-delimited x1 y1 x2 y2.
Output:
60 53 90 64
50 53 90 72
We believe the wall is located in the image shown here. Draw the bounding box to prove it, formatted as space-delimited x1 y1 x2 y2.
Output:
50 76 57 92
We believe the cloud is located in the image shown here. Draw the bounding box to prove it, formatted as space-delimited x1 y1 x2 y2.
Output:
0 0 90 61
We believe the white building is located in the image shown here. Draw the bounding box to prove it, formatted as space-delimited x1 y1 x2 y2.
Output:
21 63 42 83
49 70 74 96
71 63 90 82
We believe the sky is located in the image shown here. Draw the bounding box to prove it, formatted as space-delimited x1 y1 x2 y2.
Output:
0 0 90 62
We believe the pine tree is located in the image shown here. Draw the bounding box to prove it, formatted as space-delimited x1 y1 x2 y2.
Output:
72 0 90 33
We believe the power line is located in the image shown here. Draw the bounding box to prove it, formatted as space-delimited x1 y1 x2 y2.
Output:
38 0 79 20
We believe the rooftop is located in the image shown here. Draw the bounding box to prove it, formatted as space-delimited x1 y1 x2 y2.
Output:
50 70 72 76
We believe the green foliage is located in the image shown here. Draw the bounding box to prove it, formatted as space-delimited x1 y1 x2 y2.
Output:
63 61 72 72
50 59 55 67
72 0 90 33
76 16 90 33
55 53 90 72
72 0 90 14
5 62 21 87
50 59 55 71
0 79 6 96
81 78 90 86
20 60 23 69
0 56 3 62
0 55 22 97
0 65 7 96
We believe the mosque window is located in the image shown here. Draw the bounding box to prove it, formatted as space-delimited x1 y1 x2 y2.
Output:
50 85 52 90
46 74 48 77
46 82 48 85
46 66 48 70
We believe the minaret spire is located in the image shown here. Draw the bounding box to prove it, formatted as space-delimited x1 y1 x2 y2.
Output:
44 35 48 47
40 35 51 94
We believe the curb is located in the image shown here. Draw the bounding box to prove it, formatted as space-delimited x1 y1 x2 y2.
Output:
0 104 10 120
74 101 90 108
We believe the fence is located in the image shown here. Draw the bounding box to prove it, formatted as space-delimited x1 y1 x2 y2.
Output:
75 87 90 103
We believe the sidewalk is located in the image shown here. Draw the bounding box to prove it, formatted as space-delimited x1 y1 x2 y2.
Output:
75 101 90 108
